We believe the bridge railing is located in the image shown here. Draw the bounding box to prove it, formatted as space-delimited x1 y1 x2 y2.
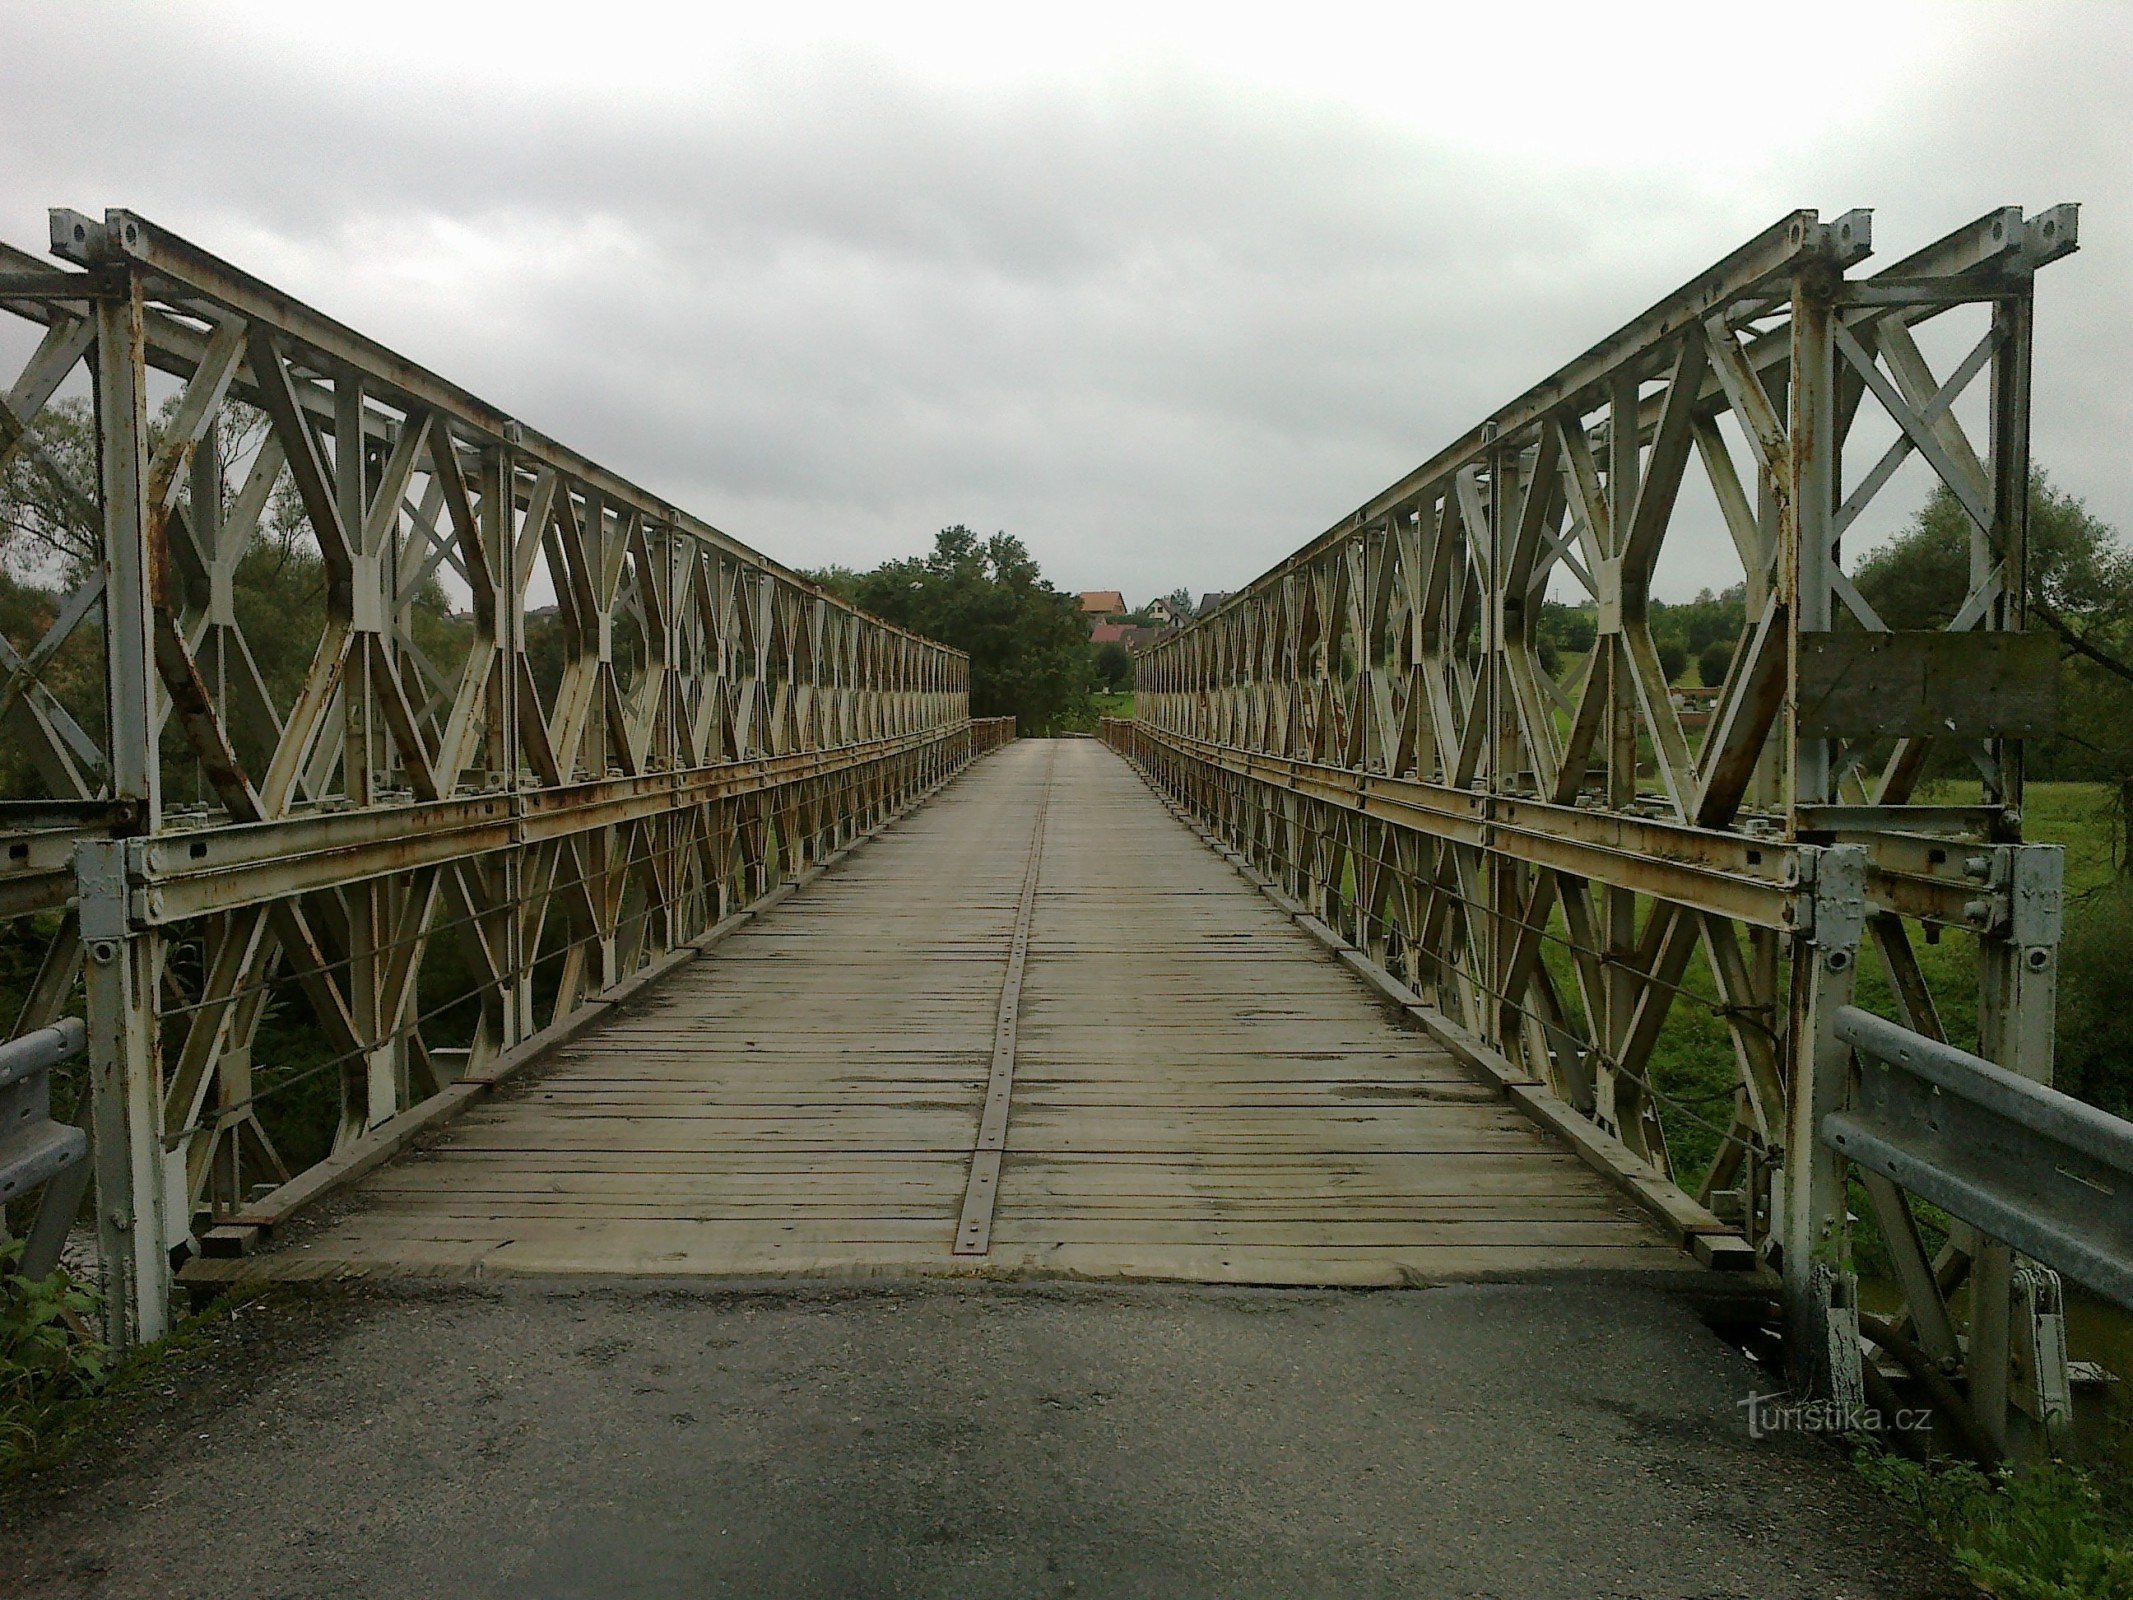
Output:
0 1017 89 1281
970 716 1017 757
0 209 979 1343
1108 205 2086 1453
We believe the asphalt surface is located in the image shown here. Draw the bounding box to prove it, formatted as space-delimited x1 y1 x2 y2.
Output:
2 1277 1965 1599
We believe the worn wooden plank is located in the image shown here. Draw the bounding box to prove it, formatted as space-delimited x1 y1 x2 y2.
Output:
208 740 1688 1287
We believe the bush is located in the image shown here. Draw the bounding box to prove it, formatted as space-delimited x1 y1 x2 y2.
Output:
0 1246 107 1470
1698 642 1731 688
1658 640 1688 683
1858 1450 2133 1599
2059 879 2133 1120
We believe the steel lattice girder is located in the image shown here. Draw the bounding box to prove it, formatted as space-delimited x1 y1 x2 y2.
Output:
1117 204 2081 1440
0 207 992 1346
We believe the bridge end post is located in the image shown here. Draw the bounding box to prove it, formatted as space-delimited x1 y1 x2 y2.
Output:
80 247 175 1350
1781 844 1865 1408
78 837 173 1349
1970 841 2069 1455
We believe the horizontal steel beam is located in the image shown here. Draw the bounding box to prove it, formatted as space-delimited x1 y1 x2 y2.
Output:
127 727 971 924
1136 724 1999 930
1827 1006 2133 1309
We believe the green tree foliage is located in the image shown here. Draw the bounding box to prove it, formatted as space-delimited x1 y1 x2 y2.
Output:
1531 590 1745 687
850 526 1092 734
798 564 863 604
1855 472 2133 793
1697 641 1731 688
0 1244 108 1470
1093 640 1133 692
0 397 98 577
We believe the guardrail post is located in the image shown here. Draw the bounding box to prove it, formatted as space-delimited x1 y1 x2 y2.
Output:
1783 843 1865 1405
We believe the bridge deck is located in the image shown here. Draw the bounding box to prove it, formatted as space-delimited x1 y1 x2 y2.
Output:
234 740 1682 1285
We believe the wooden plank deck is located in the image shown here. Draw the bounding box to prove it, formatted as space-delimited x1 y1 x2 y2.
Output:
229 739 1686 1286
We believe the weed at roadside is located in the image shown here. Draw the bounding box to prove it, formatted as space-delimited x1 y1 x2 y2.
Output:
1858 1448 2133 1599
0 1243 107 1472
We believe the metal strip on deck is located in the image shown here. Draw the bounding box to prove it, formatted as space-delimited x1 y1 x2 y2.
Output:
954 743 1055 1255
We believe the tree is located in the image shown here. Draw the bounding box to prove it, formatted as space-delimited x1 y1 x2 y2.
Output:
1856 471 2131 648
0 396 98 581
798 564 863 604
1855 471 2133 813
0 393 469 804
852 527 1093 735
1657 640 1688 684
1536 600 1597 667
1697 642 1731 689
1093 641 1132 692
1163 587 1195 620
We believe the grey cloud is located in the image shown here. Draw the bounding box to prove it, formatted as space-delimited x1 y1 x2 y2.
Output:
1 6 2127 606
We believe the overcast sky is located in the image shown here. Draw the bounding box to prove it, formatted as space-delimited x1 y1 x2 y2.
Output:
2 1 2126 606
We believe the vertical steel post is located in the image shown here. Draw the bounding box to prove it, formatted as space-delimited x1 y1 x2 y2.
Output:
495 446 533 1050
1972 843 2066 1450
1778 257 1856 1399
1787 262 1838 812
86 263 170 1345
1598 375 1639 1146
1482 435 1515 1058
1985 281 2035 807
1782 843 1865 1403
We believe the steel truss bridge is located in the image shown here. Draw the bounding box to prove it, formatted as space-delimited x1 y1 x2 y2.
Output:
0 202 2125 1465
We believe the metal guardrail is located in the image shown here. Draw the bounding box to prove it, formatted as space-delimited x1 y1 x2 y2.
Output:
1827 1006 2133 1310
0 1017 89 1280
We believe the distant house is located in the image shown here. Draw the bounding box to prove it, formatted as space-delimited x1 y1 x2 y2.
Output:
1078 590 1127 617
1144 597 1175 626
1197 591 1231 617
1091 622 1160 652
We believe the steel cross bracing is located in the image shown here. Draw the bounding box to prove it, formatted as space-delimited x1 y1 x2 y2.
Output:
0 207 1007 1344
1109 204 2088 1453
